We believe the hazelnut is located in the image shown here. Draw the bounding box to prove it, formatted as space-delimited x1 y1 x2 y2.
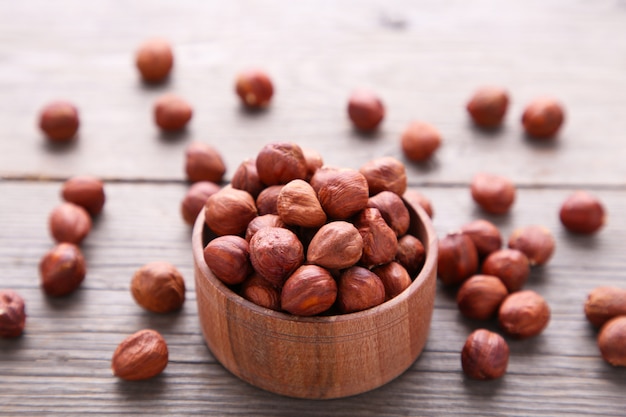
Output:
38 101 79 143
498 290 550 338
307 221 363 270
154 94 192 131
460 219 502 258
240 273 281 311
302 148 324 180
281 265 337 316
466 86 509 128
470 173 516 215
135 38 173 83
457 275 508 320
277 179 326 228
522 97 565 139
311 167 369 219
437 232 479 286
256 142 307 186
355 208 398 268
337 266 386 313
112 329 168 381
359 156 407 196
367 191 410 237
235 69 274 108
48 202 92 245
508 225 555 266
185 142 226 184
61 176 106 216
131 262 186 313
180 181 221 225
597 316 626 367
231 158 264 198
395 234 425 277
39 243 86 296
584 286 626 328
347 89 385 131
245 214 286 242
204 188 257 236
481 249 530 292
559 191 606 234
249 227 304 287
203 236 252 285
400 121 442 162
256 185 283 216
0 290 26 338
402 189 434 218
461 329 509 380
372 262 412 300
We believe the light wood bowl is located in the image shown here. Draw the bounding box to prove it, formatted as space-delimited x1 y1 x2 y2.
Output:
192 200 437 399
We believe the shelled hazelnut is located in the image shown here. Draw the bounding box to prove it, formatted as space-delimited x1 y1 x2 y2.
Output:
245 214 286 242
154 94 192 131
135 38 173 83
281 265 337 316
367 191 410 237
559 191 606 234
400 121 442 162
584 287 626 328
204 187 257 236
372 262 412 300
466 86 509 128
403 189 434 218
508 225 555 266
256 142 308 186
597 316 626 367
131 262 186 313
48 202 92 245
302 148 324 180
61 176 106 216
231 158 264 198
437 232 479 286
276 180 326 228
112 329 168 381
235 69 274 109
185 142 226 184
481 249 530 292
457 275 508 320
461 329 509 380
38 101 80 143
307 221 363 270
355 208 398 268
359 156 407 196
249 227 304 287
498 290 551 338
203 236 252 285
347 89 385 132
311 168 369 219
337 266 386 314
522 97 565 139
470 172 516 215
39 243 86 296
181 181 221 225
0 290 26 338
460 219 502 258
241 273 281 311
256 185 283 216
395 235 425 277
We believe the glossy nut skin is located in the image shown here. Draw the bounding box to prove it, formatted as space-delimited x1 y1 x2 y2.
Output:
240 273 281 311
131 262 186 313
337 266 386 314
245 214 286 242
256 142 308 186
367 191 410 237
249 227 304 287
355 208 398 268
457 275 508 320
597 316 626 367
135 38 173 83
61 176 106 216
498 290 550 338
311 168 369 219
154 94 192 131
402 189 434 218
0 290 26 338
281 265 337 316
584 286 626 327
39 243 86 296
256 185 283 216
470 173 516 215
461 329 509 380
277 179 326 228
481 249 530 292
185 142 226 183
181 181 221 225
437 232 479 286
203 236 252 285
372 262 412 300
235 69 274 108
401 121 442 162
231 158 264 199
466 86 509 128
307 221 363 270
559 191 606 234
39 101 80 142
522 97 565 139
508 225 555 266
112 329 168 381
460 219 502 258
204 188 257 236
48 203 92 245
359 156 407 196
347 89 385 131
395 234 425 277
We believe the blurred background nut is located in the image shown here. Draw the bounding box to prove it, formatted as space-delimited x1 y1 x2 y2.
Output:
245 214 286 242
38 101 80 143
281 265 337 316
337 266 385 314
597 316 626 367
240 273 281 311
347 89 385 132
372 262 412 301
366 191 410 237
461 329 509 380
256 142 307 186
277 179 326 228
470 172 516 215
460 219 502 259
457 275 508 320
154 94 192 131
61 176 106 216
522 97 565 139
508 225 555 266
481 249 530 292
112 329 168 381
584 286 626 327
307 221 363 270
181 181 221 225
559 191 606 234
311 168 369 219
48 202 92 245
131 262 185 313
466 86 509 128
185 142 226 184
235 69 274 109
400 121 442 162
301 148 324 180
437 232 479 286
39 243 86 296
395 234 425 277
203 236 252 285
498 290 550 338
0 290 26 338
355 208 398 268
402 189 434 218
231 158 264 198
135 38 173 83
249 227 304 287
204 187 257 236
359 156 407 196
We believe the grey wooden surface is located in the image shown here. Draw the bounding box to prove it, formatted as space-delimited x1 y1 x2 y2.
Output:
1 1 625 416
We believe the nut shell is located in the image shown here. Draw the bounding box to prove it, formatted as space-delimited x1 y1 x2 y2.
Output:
559 191 606 234
39 243 86 296
508 225 555 266
48 202 92 245
131 262 186 313
359 156 407 196
281 265 337 316
249 227 304 287
461 329 509 380
457 275 508 320
481 249 530 292
203 236 252 285
498 290 550 338
204 188 257 236
185 142 226 183
597 316 626 367
112 329 168 380
437 232 478 286
307 221 363 270
61 176 106 216
337 266 385 314
584 286 626 327
0 290 26 338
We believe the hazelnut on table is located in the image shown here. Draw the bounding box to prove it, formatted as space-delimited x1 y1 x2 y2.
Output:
135 38 173 83
38 101 80 143
112 329 169 381
347 89 385 132
0 290 26 338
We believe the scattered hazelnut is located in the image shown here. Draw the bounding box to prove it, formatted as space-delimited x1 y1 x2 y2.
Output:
395 234 425 277
403 189 434 218
498 290 550 338
559 191 606 234
400 121 442 162
457 275 508 320
48 202 92 245
302 148 324 180
460 219 502 258
112 329 168 381
372 262 412 300
256 185 283 216
597 316 626 367
38 101 79 143
61 176 106 216
461 329 509 380
135 38 173 83
355 208 398 268
584 286 626 328
203 236 252 285
367 191 410 237
0 290 26 338
359 156 407 196
185 142 226 184
337 266 386 313
256 142 307 186
249 227 304 287
347 89 385 131
235 69 274 108
240 273 281 311
437 232 479 286
470 172 516 215
231 158 264 198
39 243 86 296
522 97 565 139
180 181 221 225
204 187 257 236
154 94 192 131
508 225 555 266
131 262 186 313
466 86 509 128
481 249 530 292
311 167 369 219
281 265 337 316
245 214 286 242
277 179 327 228
307 221 364 270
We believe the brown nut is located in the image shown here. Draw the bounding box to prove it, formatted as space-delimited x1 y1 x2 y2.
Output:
131 262 186 313
347 89 385 132
559 191 606 234
367 191 410 237
457 275 508 320
39 243 86 296
0 290 26 338
185 142 226 183
281 265 337 316
235 69 274 108
39 101 80 143
372 262 412 300
256 142 307 186
359 156 407 196
311 167 369 219
302 148 324 181
307 221 363 270
48 202 92 245
355 208 398 268
584 286 626 328
498 290 550 338
256 185 283 216
204 187 257 236
337 266 386 314
112 329 168 381
249 227 304 287
277 179 327 228
470 173 516 215
203 236 252 285
461 329 509 380
231 158 264 199
402 189 434 218
597 316 626 367
154 94 192 131
437 232 479 286
61 176 106 216
135 38 173 83
522 97 565 139
460 219 502 258
481 249 530 292
508 225 555 266
400 121 442 162
245 214 286 242
240 273 281 311
466 86 509 128
395 234 425 277
180 181 221 225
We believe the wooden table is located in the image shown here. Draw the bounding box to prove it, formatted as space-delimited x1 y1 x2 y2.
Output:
1 1 625 415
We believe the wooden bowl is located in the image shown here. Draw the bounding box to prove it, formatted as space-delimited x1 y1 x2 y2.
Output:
192 200 437 399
